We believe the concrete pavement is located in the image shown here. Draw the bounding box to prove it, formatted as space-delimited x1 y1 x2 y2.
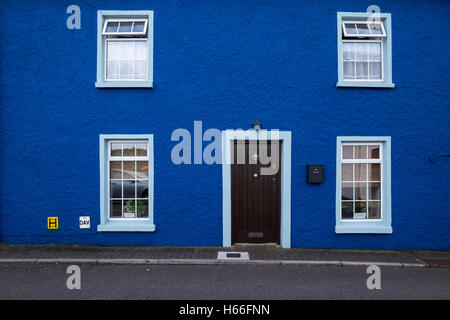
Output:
0 244 449 267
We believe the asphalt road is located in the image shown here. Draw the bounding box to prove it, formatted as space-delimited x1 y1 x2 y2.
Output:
0 263 448 300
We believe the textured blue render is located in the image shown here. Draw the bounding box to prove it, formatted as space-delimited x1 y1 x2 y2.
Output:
0 0 449 249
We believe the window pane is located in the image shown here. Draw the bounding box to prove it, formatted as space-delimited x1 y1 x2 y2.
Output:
341 164 353 181
106 22 119 33
369 23 383 35
355 145 368 159
123 199 136 218
355 43 368 61
110 143 122 156
134 41 147 60
356 23 370 35
106 40 148 80
344 23 357 35
123 144 135 157
343 145 353 159
355 164 367 181
368 163 381 181
109 161 122 179
119 61 133 79
343 42 355 61
123 161 136 179
107 140 150 220
107 61 120 79
123 180 135 198
110 180 122 198
136 180 149 198
120 41 134 60
133 41 147 79
118 22 132 33
134 61 147 79
136 143 147 156
356 62 368 79
355 201 367 218
368 201 381 219
106 42 120 80
343 62 355 79
368 43 381 61
136 161 149 179
341 183 353 200
107 41 121 60
368 182 381 200
110 200 122 217
136 200 149 218
133 21 146 33
355 182 367 200
342 202 353 219
368 145 380 159
369 62 382 79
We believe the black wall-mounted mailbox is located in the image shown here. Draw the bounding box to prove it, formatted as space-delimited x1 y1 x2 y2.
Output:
307 165 324 184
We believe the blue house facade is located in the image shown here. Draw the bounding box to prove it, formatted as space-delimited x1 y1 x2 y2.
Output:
1 0 449 250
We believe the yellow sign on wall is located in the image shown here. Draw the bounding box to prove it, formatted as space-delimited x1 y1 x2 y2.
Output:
47 217 59 229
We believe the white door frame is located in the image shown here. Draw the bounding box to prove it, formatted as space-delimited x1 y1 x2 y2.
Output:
221 129 292 248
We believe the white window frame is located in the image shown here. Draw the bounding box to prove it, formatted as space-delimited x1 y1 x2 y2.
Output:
340 142 383 222
107 140 150 221
95 10 154 88
342 39 384 82
102 18 148 36
336 12 394 88
342 21 386 38
104 38 149 82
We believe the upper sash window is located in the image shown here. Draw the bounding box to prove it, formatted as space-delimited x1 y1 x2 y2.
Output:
95 11 154 88
337 12 394 88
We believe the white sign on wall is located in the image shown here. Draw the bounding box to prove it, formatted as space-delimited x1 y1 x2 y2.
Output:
79 216 90 229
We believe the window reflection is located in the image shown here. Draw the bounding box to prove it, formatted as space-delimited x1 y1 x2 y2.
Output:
108 141 149 219
341 143 382 221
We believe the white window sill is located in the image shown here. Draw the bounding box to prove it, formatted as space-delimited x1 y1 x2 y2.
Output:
95 81 153 88
335 224 392 234
336 81 395 88
97 221 156 232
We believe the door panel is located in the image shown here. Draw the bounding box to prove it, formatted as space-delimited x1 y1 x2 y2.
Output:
231 140 281 244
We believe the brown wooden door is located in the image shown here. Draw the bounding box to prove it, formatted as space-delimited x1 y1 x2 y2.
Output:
231 140 282 244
